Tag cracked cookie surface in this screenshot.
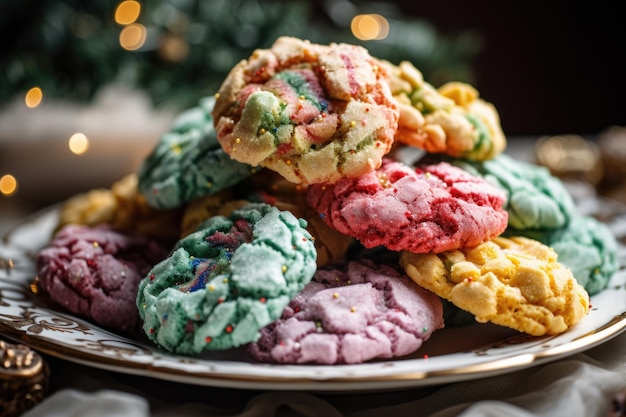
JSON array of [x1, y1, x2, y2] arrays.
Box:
[[212, 36, 399, 185], [248, 260, 444, 364], [137, 203, 317, 354], [400, 236, 590, 336], [307, 159, 508, 253]]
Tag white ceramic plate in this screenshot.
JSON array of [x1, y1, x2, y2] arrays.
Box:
[[1, 200, 625, 392]]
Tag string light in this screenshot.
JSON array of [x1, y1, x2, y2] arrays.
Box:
[[0, 174, 18, 197], [114, 1, 141, 25], [119, 23, 147, 51], [68, 133, 90, 155], [24, 87, 43, 108], [351, 14, 389, 41], [159, 34, 190, 63]]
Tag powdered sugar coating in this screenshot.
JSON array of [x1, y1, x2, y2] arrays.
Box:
[[138, 97, 255, 210], [306, 159, 508, 253], [137, 203, 317, 354], [248, 260, 444, 364]]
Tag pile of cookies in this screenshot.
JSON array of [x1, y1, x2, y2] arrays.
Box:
[[35, 37, 618, 365]]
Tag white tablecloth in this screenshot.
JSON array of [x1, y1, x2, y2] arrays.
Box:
[[20, 329, 626, 417]]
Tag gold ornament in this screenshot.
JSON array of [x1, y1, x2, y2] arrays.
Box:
[[0, 340, 49, 417]]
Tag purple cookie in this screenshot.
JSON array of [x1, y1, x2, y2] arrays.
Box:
[[36, 224, 168, 333], [306, 159, 509, 254], [248, 260, 444, 364]]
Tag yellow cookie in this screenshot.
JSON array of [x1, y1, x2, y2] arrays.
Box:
[[180, 190, 249, 237], [56, 174, 183, 243], [386, 60, 506, 161], [399, 236, 590, 336]]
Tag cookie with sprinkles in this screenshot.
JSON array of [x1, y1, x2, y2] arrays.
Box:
[[386, 61, 506, 161], [36, 224, 169, 333], [248, 259, 444, 364], [136, 203, 317, 354], [137, 96, 256, 210], [212, 36, 399, 185], [306, 158, 509, 254]]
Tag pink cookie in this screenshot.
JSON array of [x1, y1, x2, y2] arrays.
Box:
[[36, 224, 168, 333], [248, 260, 444, 364], [306, 159, 508, 253]]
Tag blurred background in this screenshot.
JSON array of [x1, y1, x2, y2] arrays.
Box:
[[1, 0, 625, 228]]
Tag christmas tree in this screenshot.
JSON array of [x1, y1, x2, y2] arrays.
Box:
[[1, 0, 481, 110]]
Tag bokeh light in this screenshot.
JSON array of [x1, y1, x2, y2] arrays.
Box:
[[24, 87, 43, 108], [159, 34, 190, 63], [115, 1, 141, 25], [68, 133, 90, 155], [351, 14, 390, 41], [119, 23, 147, 51], [0, 174, 18, 197]]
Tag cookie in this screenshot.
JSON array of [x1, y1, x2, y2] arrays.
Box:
[[242, 170, 355, 266], [399, 236, 590, 336], [137, 96, 256, 210], [55, 174, 183, 243], [136, 203, 317, 354], [248, 260, 444, 364], [180, 171, 354, 266], [179, 189, 249, 237], [36, 224, 169, 333], [212, 36, 399, 185], [387, 61, 506, 161], [450, 153, 577, 230], [513, 215, 619, 295], [306, 159, 508, 254]]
